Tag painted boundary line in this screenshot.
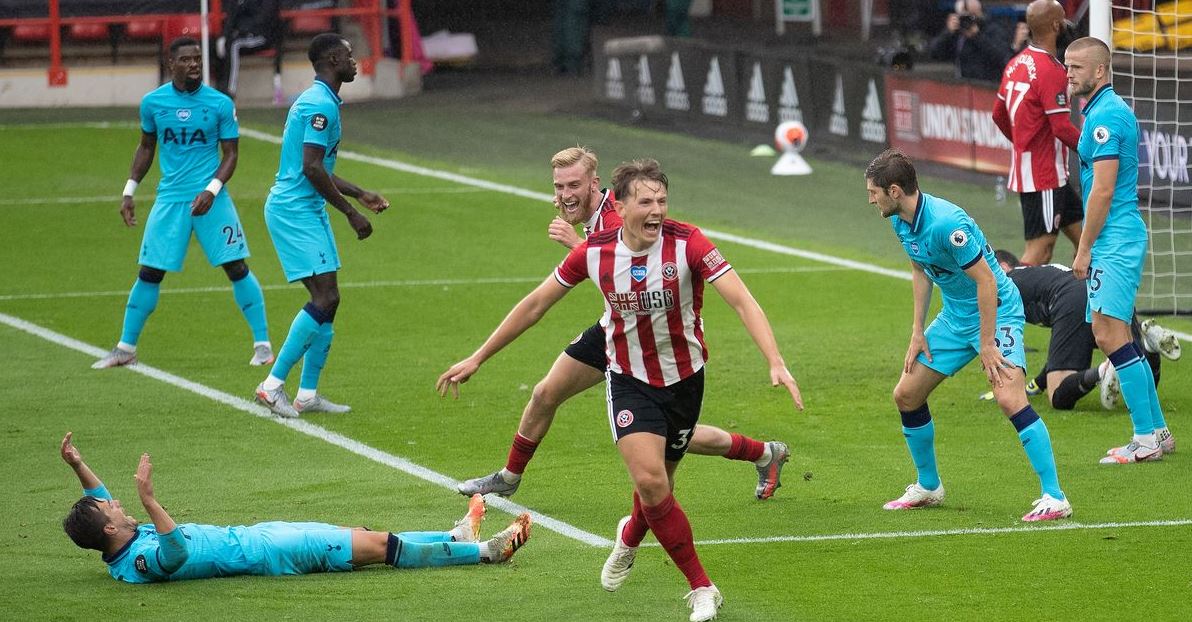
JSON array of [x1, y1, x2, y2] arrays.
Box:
[[0, 187, 487, 207], [0, 266, 847, 302], [0, 311, 611, 548], [663, 518, 1192, 547]]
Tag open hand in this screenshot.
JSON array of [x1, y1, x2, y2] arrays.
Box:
[[60, 432, 83, 467]]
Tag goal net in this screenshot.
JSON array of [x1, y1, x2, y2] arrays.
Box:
[[1103, 0, 1192, 315]]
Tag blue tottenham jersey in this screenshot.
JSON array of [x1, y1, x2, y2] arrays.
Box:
[[268, 79, 342, 211], [139, 83, 238, 202], [105, 522, 272, 584], [1077, 85, 1147, 248], [892, 193, 1024, 324]]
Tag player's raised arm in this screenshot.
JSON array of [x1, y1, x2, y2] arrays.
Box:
[[437, 276, 572, 398], [60, 432, 105, 493], [710, 270, 803, 411], [134, 453, 189, 572]]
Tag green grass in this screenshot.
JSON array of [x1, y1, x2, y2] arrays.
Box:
[[1, 107, 1190, 621]]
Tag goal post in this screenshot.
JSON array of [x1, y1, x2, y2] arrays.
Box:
[[1094, 0, 1192, 316]]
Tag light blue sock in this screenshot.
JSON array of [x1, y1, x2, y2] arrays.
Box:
[[268, 306, 322, 382], [119, 278, 161, 346], [298, 322, 334, 391], [1010, 407, 1064, 500], [392, 533, 480, 568], [900, 405, 940, 491], [230, 270, 269, 343], [1110, 344, 1154, 436], [1137, 347, 1167, 430]]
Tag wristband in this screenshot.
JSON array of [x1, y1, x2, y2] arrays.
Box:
[[122, 179, 138, 197], [205, 179, 224, 195]]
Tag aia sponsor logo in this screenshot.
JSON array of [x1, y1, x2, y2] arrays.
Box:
[[616, 409, 634, 428]]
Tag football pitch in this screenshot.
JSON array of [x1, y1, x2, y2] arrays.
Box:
[[1, 106, 1190, 621]]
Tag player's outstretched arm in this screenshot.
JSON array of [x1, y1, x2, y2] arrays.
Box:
[[60, 432, 103, 491], [301, 145, 375, 240], [436, 276, 571, 398], [332, 174, 390, 214], [120, 132, 157, 227], [711, 271, 803, 411], [135, 453, 189, 572], [905, 262, 934, 374]]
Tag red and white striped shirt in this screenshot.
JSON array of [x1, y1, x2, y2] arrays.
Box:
[[583, 189, 619, 236], [994, 45, 1079, 192], [554, 220, 732, 387]]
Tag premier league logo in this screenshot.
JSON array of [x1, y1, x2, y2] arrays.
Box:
[[176, 109, 191, 121], [1093, 126, 1110, 144], [616, 409, 634, 428], [949, 229, 968, 247], [630, 265, 648, 282]]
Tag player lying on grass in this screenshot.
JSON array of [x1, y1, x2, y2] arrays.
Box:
[[455, 146, 791, 502], [60, 433, 530, 584], [978, 250, 1180, 423]]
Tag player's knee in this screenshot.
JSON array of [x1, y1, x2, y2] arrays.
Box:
[[138, 266, 165, 284], [633, 473, 671, 505], [891, 385, 921, 412], [221, 260, 249, 282], [529, 379, 565, 412], [311, 291, 340, 320]]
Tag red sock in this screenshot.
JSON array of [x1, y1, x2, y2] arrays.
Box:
[[642, 493, 711, 589], [725, 433, 765, 462], [621, 491, 650, 547], [504, 433, 539, 475]]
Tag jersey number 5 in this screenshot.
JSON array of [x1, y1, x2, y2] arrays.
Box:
[[1002, 80, 1031, 125]]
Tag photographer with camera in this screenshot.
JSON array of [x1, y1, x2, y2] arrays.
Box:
[[929, 0, 1019, 82]]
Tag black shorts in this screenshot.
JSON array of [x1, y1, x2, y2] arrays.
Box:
[[1020, 184, 1082, 240], [607, 368, 705, 462], [563, 322, 606, 371], [1044, 293, 1095, 372]]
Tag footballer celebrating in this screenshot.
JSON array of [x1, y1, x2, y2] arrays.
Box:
[[438, 159, 802, 622]]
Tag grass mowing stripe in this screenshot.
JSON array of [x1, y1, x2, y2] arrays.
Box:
[[0, 267, 848, 302], [664, 518, 1192, 546], [0, 310, 611, 548]]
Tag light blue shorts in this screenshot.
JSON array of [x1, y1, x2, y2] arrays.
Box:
[[139, 191, 249, 271], [916, 313, 1028, 376], [252, 521, 354, 575], [1086, 241, 1146, 323], [264, 198, 341, 283]]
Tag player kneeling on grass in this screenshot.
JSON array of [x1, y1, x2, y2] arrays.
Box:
[[437, 159, 803, 622], [60, 433, 530, 584], [865, 148, 1072, 522]]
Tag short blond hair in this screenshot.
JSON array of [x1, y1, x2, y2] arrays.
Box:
[[551, 146, 598, 177], [1066, 36, 1112, 72]]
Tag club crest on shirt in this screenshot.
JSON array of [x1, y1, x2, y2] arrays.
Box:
[[175, 109, 191, 121], [949, 229, 968, 247], [311, 113, 328, 131], [135, 554, 149, 573], [630, 265, 648, 282], [661, 262, 678, 281], [616, 409, 634, 428], [702, 249, 726, 272], [1093, 125, 1110, 144]]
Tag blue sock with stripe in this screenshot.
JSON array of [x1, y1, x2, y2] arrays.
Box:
[[119, 277, 161, 347], [900, 404, 940, 491], [1010, 406, 1064, 500], [268, 303, 325, 382], [385, 532, 480, 568], [230, 270, 269, 343], [299, 321, 334, 392], [1134, 343, 1167, 430], [1110, 343, 1154, 436]]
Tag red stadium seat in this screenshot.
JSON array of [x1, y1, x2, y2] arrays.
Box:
[[289, 14, 333, 35], [69, 23, 109, 42], [125, 20, 163, 40], [11, 23, 51, 43]]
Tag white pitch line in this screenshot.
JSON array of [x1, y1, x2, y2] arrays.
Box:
[[637, 518, 1192, 547], [0, 311, 611, 548], [0, 267, 847, 302], [0, 186, 489, 207]]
